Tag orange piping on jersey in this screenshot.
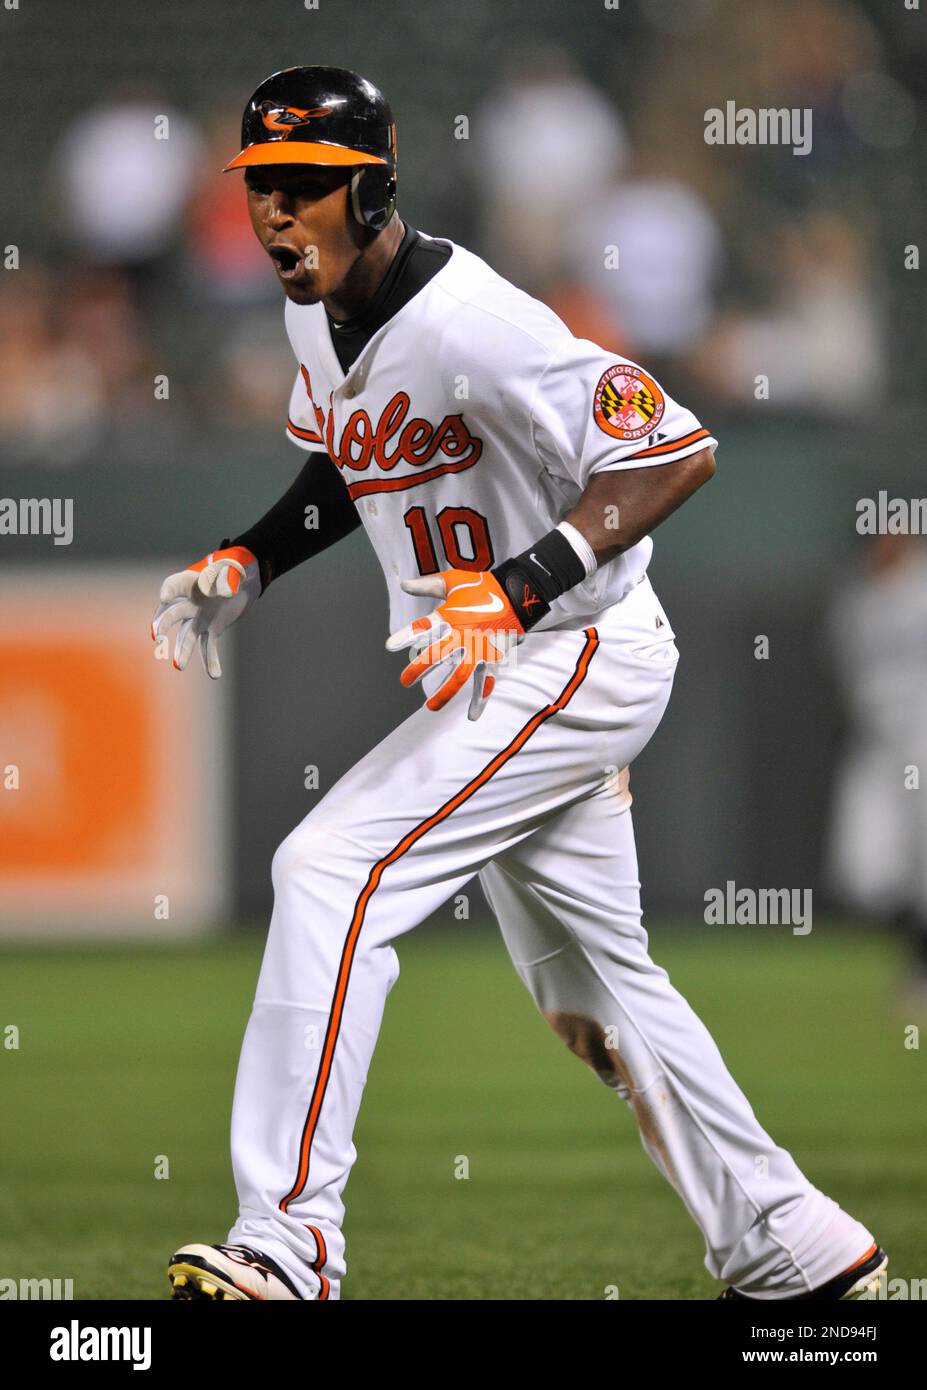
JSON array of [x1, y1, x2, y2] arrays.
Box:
[[622, 428, 711, 462], [299, 363, 315, 398], [278, 627, 601, 1213], [289, 364, 328, 446], [287, 417, 325, 444]]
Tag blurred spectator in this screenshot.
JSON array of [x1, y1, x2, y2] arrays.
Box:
[[0, 1, 910, 457], [754, 0, 889, 170], [542, 282, 631, 358], [204, 310, 294, 430], [689, 211, 883, 418], [826, 534, 927, 996], [184, 111, 279, 306], [567, 178, 723, 359], [632, 0, 886, 205], [52, 89, 203, 282], [59, 267, 155, 422], [471, 46, 629, 292], [0, 266, 102, 463], [0, 264, 155, 464]]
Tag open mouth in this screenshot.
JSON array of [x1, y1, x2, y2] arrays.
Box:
[[268, 244, 305, 280]]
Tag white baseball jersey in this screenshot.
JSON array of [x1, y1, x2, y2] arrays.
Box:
[[282, 235, 717, 637]]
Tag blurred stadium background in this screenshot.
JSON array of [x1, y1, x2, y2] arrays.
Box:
[[1, 0, 925, 1299]]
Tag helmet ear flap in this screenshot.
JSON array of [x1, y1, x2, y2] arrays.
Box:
[[349, 166, 396, 231], [349, 169, 366, 226]]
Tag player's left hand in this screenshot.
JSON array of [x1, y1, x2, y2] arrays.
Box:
[[151, 545, 260, 679], [386, 568, 525, 720]]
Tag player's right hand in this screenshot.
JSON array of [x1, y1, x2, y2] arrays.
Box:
[[151, 545, 259, 678]]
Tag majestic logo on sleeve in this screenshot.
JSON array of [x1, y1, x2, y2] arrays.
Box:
[[593, 364, 665, 442]]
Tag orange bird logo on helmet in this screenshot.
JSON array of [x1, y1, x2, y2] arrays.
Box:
[[259, 102, 333, 133]]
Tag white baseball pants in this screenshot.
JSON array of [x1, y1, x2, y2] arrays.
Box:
[[227, 575, 873, 1299]]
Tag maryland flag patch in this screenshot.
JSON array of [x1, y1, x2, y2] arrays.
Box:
[[593, 364, 665, 442]]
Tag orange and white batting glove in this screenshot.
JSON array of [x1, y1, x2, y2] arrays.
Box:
[[151, 545, 260, 678], [385, 568, 527, 721]]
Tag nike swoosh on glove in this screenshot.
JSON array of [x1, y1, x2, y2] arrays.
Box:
[[385, 568, 526, 721], [151, 546, 260, 678]]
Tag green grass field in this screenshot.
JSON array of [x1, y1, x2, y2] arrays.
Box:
[[1, 923, 924, 1300]]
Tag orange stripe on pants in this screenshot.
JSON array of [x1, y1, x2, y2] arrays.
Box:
[[278, 628, 600, 1213]]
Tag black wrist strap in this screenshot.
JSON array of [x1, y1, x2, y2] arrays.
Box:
[[491, 528, 589, 631]]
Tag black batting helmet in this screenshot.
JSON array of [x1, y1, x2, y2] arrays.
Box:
[[223, 65, 397, 231]]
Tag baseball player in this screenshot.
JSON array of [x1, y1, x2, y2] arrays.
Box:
[[827, 533, 927, 995], [156, 66, 885, 1301]]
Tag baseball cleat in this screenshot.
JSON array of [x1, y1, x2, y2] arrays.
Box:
[[168, 1242, 302, 1300], [717, 1243, 888, 1300]]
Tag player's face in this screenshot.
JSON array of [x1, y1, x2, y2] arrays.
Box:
[[244, 164, 367, 305]]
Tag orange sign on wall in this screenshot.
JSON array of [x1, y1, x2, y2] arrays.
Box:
[[0, 568, 228, 937]]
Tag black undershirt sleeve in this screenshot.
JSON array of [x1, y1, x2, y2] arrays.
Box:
[[229, 450, 361, 592]]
